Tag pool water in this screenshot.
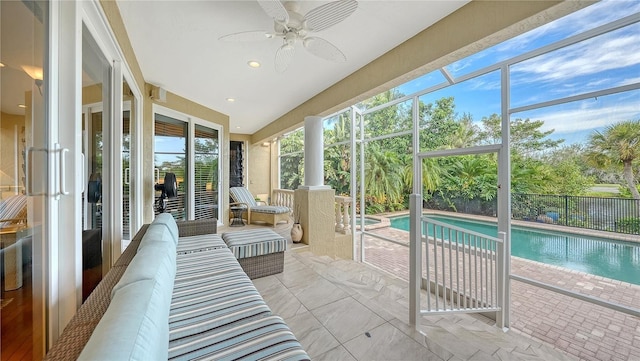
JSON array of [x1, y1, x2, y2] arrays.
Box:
[[355, 217, 381, 226], [390, 214, 640, 285]]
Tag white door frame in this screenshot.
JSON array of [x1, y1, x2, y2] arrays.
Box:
[[49, 0, 144, 345]]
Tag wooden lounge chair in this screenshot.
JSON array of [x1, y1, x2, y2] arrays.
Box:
[[229, 187, 290, 227]]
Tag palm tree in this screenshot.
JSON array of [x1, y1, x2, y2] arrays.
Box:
[[403, 157, 442, 194], [586, 120, 640, 199], [364, 142, 404, 207]]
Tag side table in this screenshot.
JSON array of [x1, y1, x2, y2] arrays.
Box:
[[229, 206, 246, 227]]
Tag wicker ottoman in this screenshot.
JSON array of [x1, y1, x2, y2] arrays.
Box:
[[221, 229, 286, 279]]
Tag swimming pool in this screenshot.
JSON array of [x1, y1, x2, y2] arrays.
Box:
[[390, 214, 640, 285], [355, 217, 381, 226]]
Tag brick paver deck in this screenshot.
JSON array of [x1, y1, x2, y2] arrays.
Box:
[[360, 227, 640, 361]]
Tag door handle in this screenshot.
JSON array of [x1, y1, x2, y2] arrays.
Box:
[[59, 145, 70, 196], [25, 147, 48, 196]]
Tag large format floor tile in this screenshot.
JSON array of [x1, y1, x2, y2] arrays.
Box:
[[311, 297, 386, 343], [247, 243, 576, 361]]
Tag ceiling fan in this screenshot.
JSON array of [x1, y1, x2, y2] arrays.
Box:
[[219, 0, 358, 72]]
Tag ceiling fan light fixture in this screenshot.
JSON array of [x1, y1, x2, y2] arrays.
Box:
[[275, 43, 295, 72]]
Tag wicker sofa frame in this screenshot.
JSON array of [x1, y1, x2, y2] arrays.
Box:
[[44, 219, 216, 361]]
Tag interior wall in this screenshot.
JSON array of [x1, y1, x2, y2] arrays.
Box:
[[99, 1, 231, 224], [237, 135, 272, 200]]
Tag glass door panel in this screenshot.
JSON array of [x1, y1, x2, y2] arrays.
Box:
[[154, 114, 187, 220], [122, 109, 130, 240], [81, 25, 111, 302], [194, 125, 219, 220], [122, 80, 132, 243], [0, 0, 48, 359]]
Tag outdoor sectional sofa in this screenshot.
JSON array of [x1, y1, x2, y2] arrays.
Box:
[[45, 214, 308, 360]]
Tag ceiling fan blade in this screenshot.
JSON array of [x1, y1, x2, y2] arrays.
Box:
[[275, 44, 295, 73], [219, 30, 274, 42], [257, 0, 289, 24], [303, 37, 346, 63], [304, 0, 358, 32]]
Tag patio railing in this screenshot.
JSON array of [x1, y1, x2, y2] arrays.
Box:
[[335, 196, 352, 234], [410, 195, 506, 326], [272, 189, 294, 210], [273, 188, 353, 233]]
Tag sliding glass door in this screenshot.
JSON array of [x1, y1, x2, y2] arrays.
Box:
[[154, 114, 188, 220], [0, 1, 48, 358], [194, 125, 219, 220], [154, 108, 221, 223]]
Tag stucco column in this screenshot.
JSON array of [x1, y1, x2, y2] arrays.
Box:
[[302, 116, 328, 189]]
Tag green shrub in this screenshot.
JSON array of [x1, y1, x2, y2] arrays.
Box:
[[616, 217, 640, 234]]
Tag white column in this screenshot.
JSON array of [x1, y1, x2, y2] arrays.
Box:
[[302, 116, 328, 189]]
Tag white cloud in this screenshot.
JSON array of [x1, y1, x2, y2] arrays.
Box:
[[499, 0, 640, 54], [517, 101, 640, 135], [511, 31, 640, 85]]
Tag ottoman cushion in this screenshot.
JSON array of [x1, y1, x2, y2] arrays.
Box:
[[221, 229, 286, 259]]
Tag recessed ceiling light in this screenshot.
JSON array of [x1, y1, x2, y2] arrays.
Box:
[[247, 61, 261, 68], [226, 98, 235, 102], [18, 104, 26, 108], [236, 126, 241, 129]]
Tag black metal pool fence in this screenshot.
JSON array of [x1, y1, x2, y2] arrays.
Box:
[[424, 193, 640, 235]]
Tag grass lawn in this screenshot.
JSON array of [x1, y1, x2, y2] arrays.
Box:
[[586, 184, 621, 196]]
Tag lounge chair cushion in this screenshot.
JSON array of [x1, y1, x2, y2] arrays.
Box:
[[229, 187, 259, 207], [0, 194, 27, 228], [252, 205, 290, 214]]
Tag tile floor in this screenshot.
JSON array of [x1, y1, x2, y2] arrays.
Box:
[[219, 222, 639, 361], [251, 250, 574, 360]]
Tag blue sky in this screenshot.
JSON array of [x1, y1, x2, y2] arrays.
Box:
[[394, 0, 640, 146]]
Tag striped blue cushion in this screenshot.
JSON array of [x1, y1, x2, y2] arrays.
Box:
[[168, 315, 309, 361], [222, 229, 287, 259], [0, 194, 26, 227], [175, 249, 242, 284], [169, 290, 270, 341], [176, 234, 226, 254], [176, 249, 234, 272], [252, 205, 290, 214], [170, 252, 272, 341], [229, 187, 258, 207]]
